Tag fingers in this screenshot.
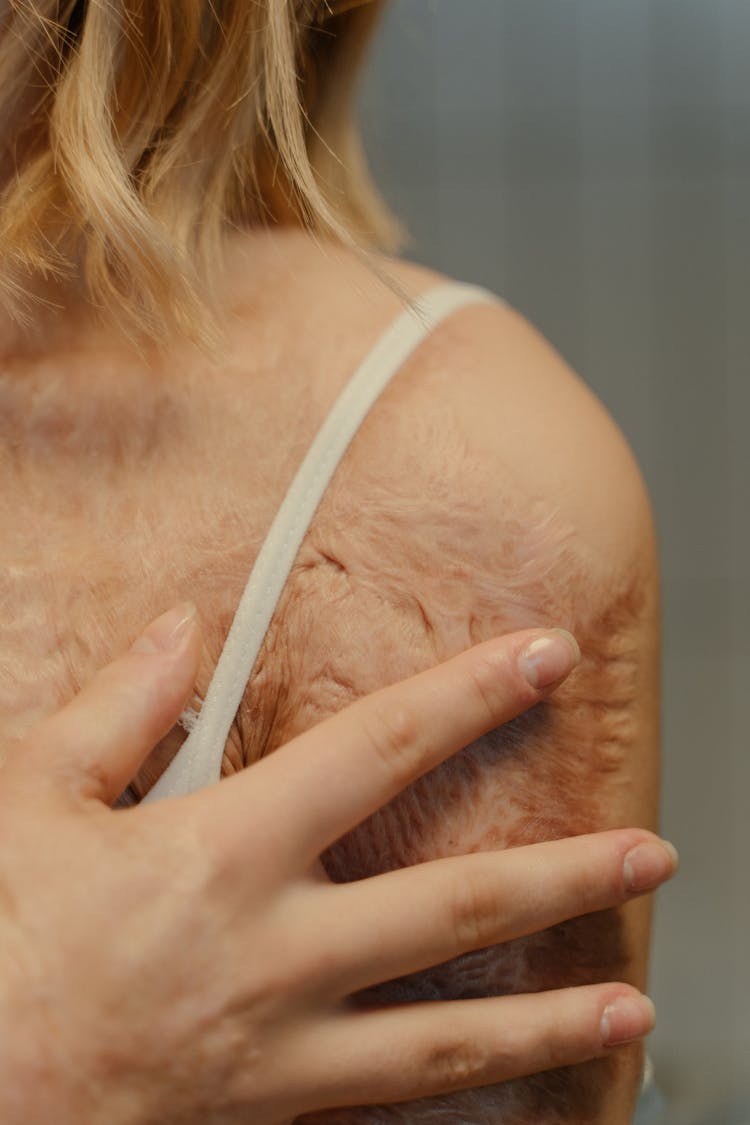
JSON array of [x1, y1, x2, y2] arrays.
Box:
[[204, 628, 580, 869], [19, 605, 201, 804], [298, 829, 678, 998], [290, 983, 655, 1112]]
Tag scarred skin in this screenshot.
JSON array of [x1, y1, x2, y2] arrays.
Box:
[[0, 229, 660, 1122], [0, 609, 674, 1125]]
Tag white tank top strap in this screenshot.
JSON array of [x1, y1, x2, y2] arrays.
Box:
[[144, 281, 501, 802]]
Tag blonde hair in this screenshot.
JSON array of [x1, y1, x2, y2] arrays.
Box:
[[0, 0, 399, 345]]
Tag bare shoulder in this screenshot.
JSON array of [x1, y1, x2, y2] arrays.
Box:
[[317, 259, 660, 694], [260, 252, 660, 835], [259, 250, 660, 790], [224, 230, 656, 593], [369, 265, 657, 588], [365, 268, 658, 773]]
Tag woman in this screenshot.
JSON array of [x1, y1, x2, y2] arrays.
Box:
[[0, 1, 663, 1121]]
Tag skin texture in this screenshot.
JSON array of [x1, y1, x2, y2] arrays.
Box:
[[0, 609, 673, 1125], [0, 229, 660, 1122]]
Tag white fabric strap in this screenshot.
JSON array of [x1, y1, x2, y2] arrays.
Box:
[[145, 281, 499, 801]]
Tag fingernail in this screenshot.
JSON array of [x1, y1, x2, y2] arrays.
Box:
[[130, 603, 197, 655], [623, 841, 679, 894], [601, 994, 656, 1046], [518, 629, 580, 690]]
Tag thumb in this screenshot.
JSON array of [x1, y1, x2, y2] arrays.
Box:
[[21, 604, 201, 805]]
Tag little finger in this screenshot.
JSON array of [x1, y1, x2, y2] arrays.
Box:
[[290, 984, 655, 1112]]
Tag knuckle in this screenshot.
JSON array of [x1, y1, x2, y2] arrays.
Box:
[[422, 1036, 491, 1092], [449, 867, 500, 950], [78, 758, 113, 798], [362, 702, 423, 782], [465, 650, 509, 727]]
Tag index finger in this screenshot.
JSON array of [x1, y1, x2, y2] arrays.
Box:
[[195, 628, 579, 869]]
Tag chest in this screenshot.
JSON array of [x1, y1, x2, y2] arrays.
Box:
[[0, 357, 298, 750], [0, 343, 523, 829], [0, 350, 447, 759]]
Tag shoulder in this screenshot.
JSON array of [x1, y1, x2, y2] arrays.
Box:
[[222, 230, 654, 584], [226, 239, 659, 795], [220, 233, 658, 649], [379, 261, 656, 587], [331, 257, 659, 652], [315, 256, 661, 794]]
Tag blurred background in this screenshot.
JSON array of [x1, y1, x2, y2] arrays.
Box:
[[360, 2, 748, 1122]]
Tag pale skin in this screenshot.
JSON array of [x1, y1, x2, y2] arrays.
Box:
[[0, 229, 662, 1120], [0, 604, 675, 1125]]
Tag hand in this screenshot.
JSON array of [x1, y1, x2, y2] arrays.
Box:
[[0, 606, 677, 1125]]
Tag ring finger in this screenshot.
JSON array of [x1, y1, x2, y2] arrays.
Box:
[[295, 829, 677, 998]]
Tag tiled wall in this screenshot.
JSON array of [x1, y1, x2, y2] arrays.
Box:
[[360, 2, 749, 1119]]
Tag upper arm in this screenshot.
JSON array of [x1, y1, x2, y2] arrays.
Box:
[[258, 299, 660, 1124]]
